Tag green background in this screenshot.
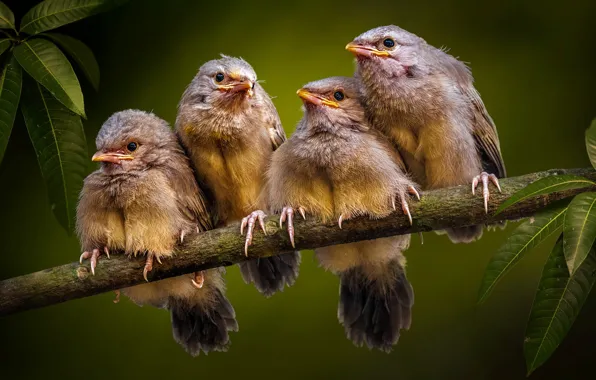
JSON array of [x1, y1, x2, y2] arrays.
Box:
[[1, 1, 595, 379]]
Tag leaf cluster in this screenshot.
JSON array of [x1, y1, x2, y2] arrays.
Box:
[[0, 0, 127, 232], [478, 119, 596, 375]]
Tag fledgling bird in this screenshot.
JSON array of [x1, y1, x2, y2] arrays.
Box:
[[347, 25, 506, 243], [176, 56, 300, 297], [77, 110, 238, 356], [256, 76, 418, 352]]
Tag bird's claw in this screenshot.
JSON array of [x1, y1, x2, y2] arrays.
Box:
[[79, 247, 110, 275], [407, 185, 421, 200], [280, 206, 303, 248], [401, 196, 413, 225], [241, 210, 268, 256], [191, 271, 205, 289], [472, 172, 501, 213], [113, 290, 121, 304], [338, 213, 348, 229], [143, 253, 157, 282], [395, 185, 421, 225]]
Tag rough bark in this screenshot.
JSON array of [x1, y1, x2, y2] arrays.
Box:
[[1, 168, 595, 316]]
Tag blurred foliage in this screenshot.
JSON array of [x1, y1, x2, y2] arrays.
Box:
[[0, 0, 595, 379]]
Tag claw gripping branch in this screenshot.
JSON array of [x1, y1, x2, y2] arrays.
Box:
[[1, 168, 595, 317]]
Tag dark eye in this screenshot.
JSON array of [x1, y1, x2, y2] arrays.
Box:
[[333, 91, 345, 101], [215, 72, 225, 82], [127, 142, 138, 152], [383, 38, 395, 48]]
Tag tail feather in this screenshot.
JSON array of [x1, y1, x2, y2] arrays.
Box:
[[239, 251, 301, 297], [338, 259, 414, 352], [169, 288, 238, 356]]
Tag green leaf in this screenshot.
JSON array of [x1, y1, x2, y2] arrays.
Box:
[[585, 119, 596, 170], [0, 39, 11, 57], [477, 205, 567, 304], [20, 0, 129, 35], [21, 78, 87, 233], [42, 33, 99, 91], [0, 55, 22, 164], [0, 1, 15, 30], [524, 235, 596, 375], [14, 38, 85, 117], [563, 192, 596, 275], [496, 175, 595, 215]]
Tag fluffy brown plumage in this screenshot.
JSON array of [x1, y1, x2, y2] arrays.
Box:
[[262, 77, 417, 352], [176, 56, 300, 297], [348, 25, 506, 242], [77, 110, 237, 356]]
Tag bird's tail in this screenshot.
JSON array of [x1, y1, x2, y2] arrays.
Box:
[[169, 271, 238, 356], [239, 251, 301, 297], [338, 257, 414, 352]]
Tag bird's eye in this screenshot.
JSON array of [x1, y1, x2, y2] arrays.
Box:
[[383, 38, 395, 48], [215, 72, 225, 82], [127, 142, 138, 152], [333, 91, 345, 101]]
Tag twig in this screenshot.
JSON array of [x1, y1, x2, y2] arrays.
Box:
[[1, 168, 594, 316]]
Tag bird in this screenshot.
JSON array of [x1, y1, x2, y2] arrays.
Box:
[[256, 76, 419, 352], [176, 55, 300, 297], [77, 110, 238, 356], [346, 25, 506, 243]]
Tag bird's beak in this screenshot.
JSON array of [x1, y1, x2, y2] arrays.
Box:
[[92, 151, 134, 164], [218, 81, 255, 98], [297, 89, 339, 108], [345, 42, 390, 58]]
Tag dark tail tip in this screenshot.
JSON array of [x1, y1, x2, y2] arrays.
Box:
[[239, 251, 301, 297], [338, 260, 414, 352], [445, 225, 484, 243], [169, 289, 238, 356]]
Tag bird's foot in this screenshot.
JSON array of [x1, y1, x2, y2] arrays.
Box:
[[113, 290, 121, 304], [241, 210, 268, 256], [393, 185, 421, 225], [472, 172, 502, 213], [280, 206, 306, 248], [143, 253, 162, 282], [338, 213, 350, 229], [79, 246, 110, 275], [181, 225, 200, 243], [191, 271, 205, 289]]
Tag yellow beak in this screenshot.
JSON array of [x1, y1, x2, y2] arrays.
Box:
[[297, 89, 339, 108], [345, 42, 390, 58], [218, 81, 254, 97], [92, 151, 134, 164]]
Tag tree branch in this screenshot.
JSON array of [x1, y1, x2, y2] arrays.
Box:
[[1, 168, 595, 316]]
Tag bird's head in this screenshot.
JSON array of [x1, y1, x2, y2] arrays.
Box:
[[297, 77, 367, 132], [346, 25, 422, 78], [187, 55, 257, 110], [93, 110, 177, 173]]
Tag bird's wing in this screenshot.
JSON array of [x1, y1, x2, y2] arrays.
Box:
[[442, 54, 507, 178], [260, 89, 287, 151], [166, 157, 214, 232]]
